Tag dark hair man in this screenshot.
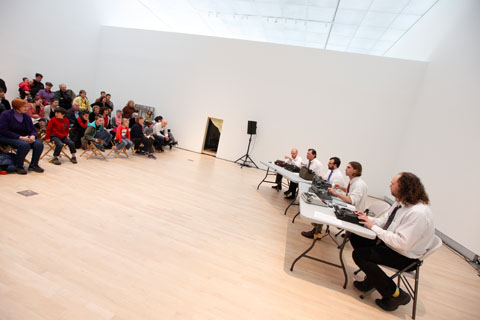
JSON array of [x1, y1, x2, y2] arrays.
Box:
[[272, 148, 302, 190], [0, 88, 10, 114], [351, 172, 434, 312], [285, 148, 324, 200], [328, 161, 367, 211], [30, 73, 44, 97]]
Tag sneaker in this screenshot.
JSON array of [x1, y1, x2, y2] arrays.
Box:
[[375, 288, 411, 311], [16, 167, 27, 175], [28, 164, 45, 173], [71, 156, 77, 164], [353, 279, 374, 292], [148, 154, 156, 159], [50, 157, 61, 165]]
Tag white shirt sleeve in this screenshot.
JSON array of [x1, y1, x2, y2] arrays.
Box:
[[348, 177, 368, 211]]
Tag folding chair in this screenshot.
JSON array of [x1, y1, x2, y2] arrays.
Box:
[[107, 140, 130, 159], [0, 144, 30, 164], [40, 139, 72, 161], [80, 142, 106, 160], [355, 235, 443, 319]]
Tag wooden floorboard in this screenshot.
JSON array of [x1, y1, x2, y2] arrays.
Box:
[[0, 148, 479, 319]]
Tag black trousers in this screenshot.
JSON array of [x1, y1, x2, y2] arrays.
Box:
[[132, 137, 154, 154], [51, 136, 76, 157], [287, 181, 298, 196], [350, 233, 417, 297]]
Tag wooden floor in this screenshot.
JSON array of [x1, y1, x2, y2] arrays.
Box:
[[0, 148, 479, 320]]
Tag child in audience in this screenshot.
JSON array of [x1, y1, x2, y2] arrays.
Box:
[[110, 110, 123, 139], [70, 111, 89, 148], [45, 107, 77, 165], [114, 118, 133, 152], [18, 77, 31, 99]]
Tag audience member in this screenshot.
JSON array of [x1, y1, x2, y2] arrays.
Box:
[[160, 119, 177, 149], [81, 115, 112, 152], [89, 105, 101, 123], [37, 82, 55, 105], [30, 73, 44, 98], [0, 88, 11, 114], [272, 148, 302, 190], [73, 90, 91, 113], [285, 148, 323, 200], [66, 102, 80, 127], [0, 78, 6, 93], [145, 110, 154, 123], [44, 98, 59, 121], [114, 118, 134, 153], [18, 77, 31, 99], [94, 91, 106, 103], [352, 172, 434, 312], [91, 96, 107, 111], [55, 84, 75, 110], [106, 93, 114, 110], [122, 100, 137, 119], [131, 117, 155, 159], [100, 107, 111, 129], [26, 97, 46, 130], [0, 99, 44, 174], [129, 112, 138, 128], [45, 107, 77, 165], [70, 111, 89, 148]]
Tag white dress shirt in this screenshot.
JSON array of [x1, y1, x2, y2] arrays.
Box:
[[303, 158, 324, 177], [347, 176, 368, 211], [326, 168, 346, 189], [286, 156, 302, 167], [371, 201, 435, 259]]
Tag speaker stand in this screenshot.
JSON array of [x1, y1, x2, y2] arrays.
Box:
[[234, 134, 258, 168]]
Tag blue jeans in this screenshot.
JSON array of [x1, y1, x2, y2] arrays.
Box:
[[96, 129, 112, 145], [51, 136, 76, 156], [0, 136, 44, 167], [117, 138, 133, 150]]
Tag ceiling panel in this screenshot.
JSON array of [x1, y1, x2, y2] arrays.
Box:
[[126, 0, 439, 56]]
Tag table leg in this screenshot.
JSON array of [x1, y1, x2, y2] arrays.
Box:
[[284, 189, 298, 215], [257, 167, 270, 190], [337, 232, 350, 289], [292, 211, 300, 223], [290, 224, 321, 271]]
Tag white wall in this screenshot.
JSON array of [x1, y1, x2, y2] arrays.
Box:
[[393, 0, 480, 255], [0, 0, 104, 102], [96, 26, 426, 197]]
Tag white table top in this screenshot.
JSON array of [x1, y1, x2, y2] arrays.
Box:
[[298, 183, 376, 239], [261, 161, 312, 185]]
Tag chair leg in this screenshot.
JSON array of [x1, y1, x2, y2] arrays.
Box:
[[412, 266, 420, 319]]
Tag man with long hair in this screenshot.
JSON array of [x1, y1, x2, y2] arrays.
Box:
[[352, 172, 434, 312]]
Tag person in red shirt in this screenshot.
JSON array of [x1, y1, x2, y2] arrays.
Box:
[[45, 107, 77, 165], [70, 111, 89, 148], [18, 77, 31, 99], [114, 118, 134, 152]]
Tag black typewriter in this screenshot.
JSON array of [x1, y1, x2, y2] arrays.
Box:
[[333, 204, 363, 226]]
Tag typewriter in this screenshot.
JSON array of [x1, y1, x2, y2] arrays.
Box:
[[333, 204, 363, 226]]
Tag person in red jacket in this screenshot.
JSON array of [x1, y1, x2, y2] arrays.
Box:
[[114, 118, 133, 152], [45, 107, 77, 165]]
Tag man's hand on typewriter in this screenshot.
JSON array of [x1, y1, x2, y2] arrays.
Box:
[[355, 211, 373, 229]]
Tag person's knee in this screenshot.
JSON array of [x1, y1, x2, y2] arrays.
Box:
[[352, 247, 370, 266], [16, 140, 31, 151]]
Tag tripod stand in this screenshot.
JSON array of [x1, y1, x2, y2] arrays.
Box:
[[234, 134, 258, 168]]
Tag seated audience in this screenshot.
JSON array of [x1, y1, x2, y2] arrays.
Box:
[[55, 84, 75, 110], [94, 91, 106, 103], [0, 78, 6, 93], [73, 90, 91, 113], [89, 105, 101, 123], [30, 73, 44, 98], [18, 77, 32, 99], [44, 98, 59, 121], [122, 100, 137, 119], [160, 119, 177, 149], [285, 148, 323, 200], [0, 149, 16, 173], [91, 96, 107, 112], [272, 148, 302, 190], [81, 115, 112, 152], [100, 107, 111, 129], [114, 118, 134, 152], [37, 82, 55, 105], [0, 99, 44, 174], [152, 116, 165, 151], [66, 102, 81, 128], [129, 112, 138, 128], [106, 93, 114, 110], [27, 97, 46, 126], [70, 111, 89, 148], [45, 107, 77, 165], [131, 116, 155, 159], [352, 172, 434, 312], [0, 88, 11, 114]]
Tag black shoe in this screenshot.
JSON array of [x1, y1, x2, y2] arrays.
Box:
[[271, 185, 281, 190], [50, 157, 61, 165], [169, 143, 173, 150], [16, 167, 27, 175], [284, 190, 291, 196], [353, 279, 374, 292], [301, 228, 316, 239], [285, 194, 296, 200], [375, 289, 411, 311], [28, 164, 44, 173], [71, 156, 77, 164]]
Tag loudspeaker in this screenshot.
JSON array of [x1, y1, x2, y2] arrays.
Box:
[[247, 120, 257, 135]]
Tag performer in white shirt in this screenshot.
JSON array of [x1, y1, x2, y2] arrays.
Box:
[[272, 148, 302, 190], [285, 148, 323, 200], [301, 157, 352, 239], [325, 156, 346, 189], [328, 161, 368, 211], [352, 172, 434, 312]]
